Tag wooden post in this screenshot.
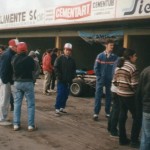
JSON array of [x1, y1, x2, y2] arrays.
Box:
[[55, 36, 62, 49], [123, 34, 129, 48]]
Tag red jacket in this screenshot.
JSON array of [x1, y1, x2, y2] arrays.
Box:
[[42, 53, 53, 73]]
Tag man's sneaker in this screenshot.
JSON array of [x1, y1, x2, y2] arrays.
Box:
[[119, 138, 130, 145], [14, 125, 20, 131], [93, 114, 99, 121], [110, 132, 119, 138], [60, 108, 67, 113], [55, 109, 61, 117], [50, 89, 56, 93], [105, 114, 110, 118], [130, 140, 140, 148], [0, 121, 12, 126], [28, 125, 38, 132]]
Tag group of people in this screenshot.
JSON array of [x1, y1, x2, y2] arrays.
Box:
[[93, 39, 150, 149], [42, 48, 58, 95], [0, 39, 38, 131], [0, 38, 150, 150], [0, 40, 76, 132]]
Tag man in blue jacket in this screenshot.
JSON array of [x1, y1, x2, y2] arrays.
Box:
[[93, 39, 117, 121], [0, 39, 18, 125]]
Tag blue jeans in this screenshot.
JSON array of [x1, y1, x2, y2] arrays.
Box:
[[13, 82, 35, 126], [55, 81, 70, 109], [94, 76, 111, 115], [140, 112, 150, 150]]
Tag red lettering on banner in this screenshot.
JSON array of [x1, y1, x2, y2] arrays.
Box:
[[55, 2, 91, 20]]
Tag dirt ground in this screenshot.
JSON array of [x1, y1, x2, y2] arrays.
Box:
[[0, 76, 139, 150]]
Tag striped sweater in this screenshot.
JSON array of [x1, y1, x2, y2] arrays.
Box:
[[112, 60, 139, 97]]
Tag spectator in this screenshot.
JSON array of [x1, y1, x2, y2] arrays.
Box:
[[42, 49, 53, 95], [0, 39, 18, 125], [112, 48, 141, 148], [54, 43, 76, 116], [0, 45, 14, 112], [49, 48, 58, 92], [0, 45, 5, 55], [28, 51, 40, 83], [136, 65, 150, 150], [12, 42, 37, 131], [107, 47, 126, 137], [93, 39, 117, 121]]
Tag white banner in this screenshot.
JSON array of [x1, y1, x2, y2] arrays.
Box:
[[116, 0, 150, 18], [0, 0, 149, 30]]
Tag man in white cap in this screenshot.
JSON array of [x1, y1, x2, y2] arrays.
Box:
[[0, 39, 18, 125], [54, 43, 76, 116]]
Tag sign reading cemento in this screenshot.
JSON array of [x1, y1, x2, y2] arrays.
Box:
[[0, 0, 149, 29]]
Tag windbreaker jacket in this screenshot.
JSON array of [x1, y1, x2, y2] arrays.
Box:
[[94, 51, 117, 81], [0, 47, 16, 84], [11, 53, 35, 82], [42, 53, 53, 73], [54, 54, 76, 83]]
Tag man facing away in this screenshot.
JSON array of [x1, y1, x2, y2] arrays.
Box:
[[12, 42, 36, 131], [136, 65, 150, 150], [54, 43, 76, 116], [93, 39, 118, 121], [0, 39, 18, 125]]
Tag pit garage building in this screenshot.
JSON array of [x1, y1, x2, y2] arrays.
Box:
[[0, 0, 150, 72]]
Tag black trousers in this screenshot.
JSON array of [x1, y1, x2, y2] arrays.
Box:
[[50, 70, 56, 90], [118, 96, 141, 143], [108, 92, 120, 134], [10, 93, 14, 110]]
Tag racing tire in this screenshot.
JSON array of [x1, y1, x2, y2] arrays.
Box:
[[70, 79, 85, 97]]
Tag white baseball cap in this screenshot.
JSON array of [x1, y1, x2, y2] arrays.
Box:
[[64, 43, 72, 49]]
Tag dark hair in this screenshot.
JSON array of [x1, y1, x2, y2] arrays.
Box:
[[46, 49, 52, 53], [105, 39, 114, 45], [117, 48, 136, 68], [115, 47, 126, 57], [52, 48, 58, 53], [117, 57, 125, 68], [123, 48, 136, 60]]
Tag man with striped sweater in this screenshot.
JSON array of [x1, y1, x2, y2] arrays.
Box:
[[112, 49, 141, 148]]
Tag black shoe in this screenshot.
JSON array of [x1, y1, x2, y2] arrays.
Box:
[[119, 139, 130, 145], [130, 141, 140, 148]]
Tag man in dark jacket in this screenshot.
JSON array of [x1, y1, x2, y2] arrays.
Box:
[[49, 48, 58, 91], [0, 39, 18, 125], [12, 42, 36, 131], [54, 43, 76, 116], [136, 66, 150, 150]]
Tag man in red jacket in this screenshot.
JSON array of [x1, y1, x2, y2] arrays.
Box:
[[42, 49, 53, 95]]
